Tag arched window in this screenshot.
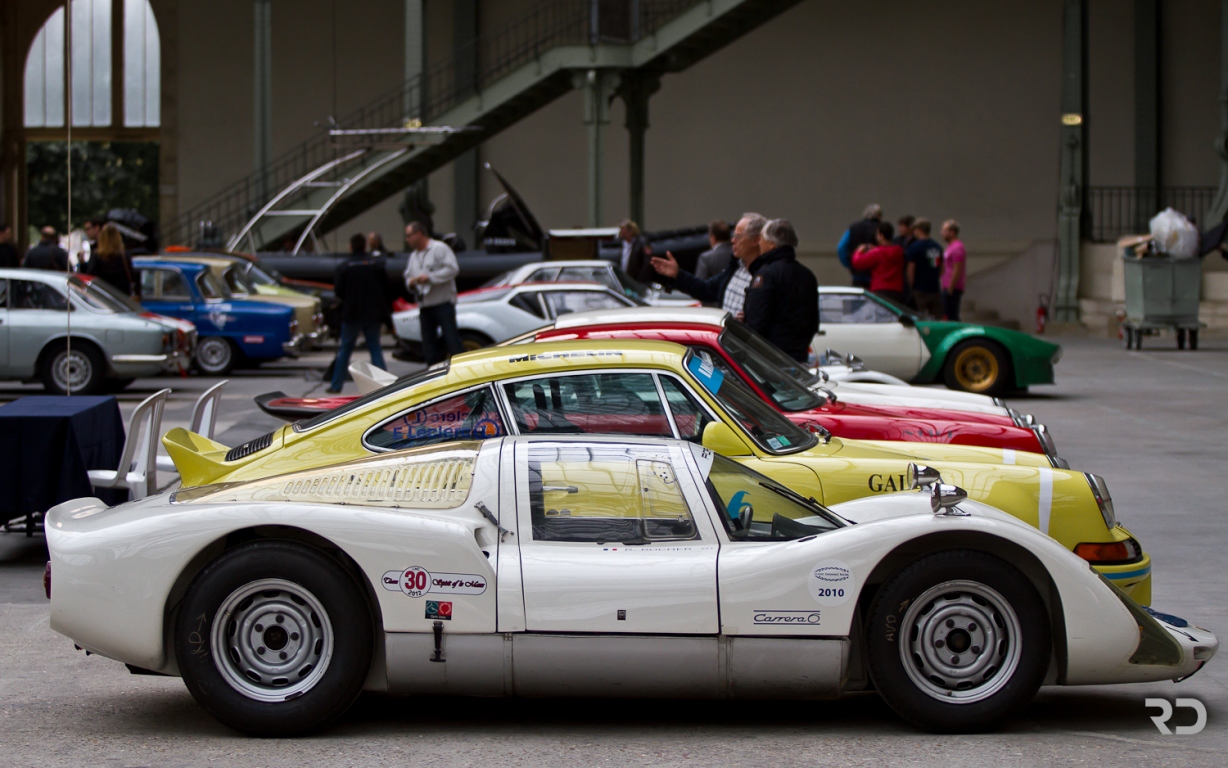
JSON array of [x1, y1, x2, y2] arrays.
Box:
[[23, 0, 160, 129]]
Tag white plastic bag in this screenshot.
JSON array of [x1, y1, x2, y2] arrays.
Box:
[[1149, 207, 1199, 258]]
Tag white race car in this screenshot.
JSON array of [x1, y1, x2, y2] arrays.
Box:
[[392, 282, 639, 356], [482, 259, 700, 308], [47, 436, 1214, 736]]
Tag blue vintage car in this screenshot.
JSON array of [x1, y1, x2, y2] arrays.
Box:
[[133, 258, 301, 374]]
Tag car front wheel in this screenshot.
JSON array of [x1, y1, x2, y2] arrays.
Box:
[[175, 541, 373, 736], [195, 337, 236, 375], [866, 550, 1050, 733], [40, 340, 106, 395], [943, 339, 1010, 394]]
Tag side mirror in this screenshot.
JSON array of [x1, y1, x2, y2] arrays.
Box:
[[701, 421, 754, 456], [899, 314, 916, 328], [907, 463, 942, 490], [930, 483, 969, 515]]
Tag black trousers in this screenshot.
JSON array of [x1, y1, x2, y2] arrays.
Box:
[[419, 302, 463, 365]]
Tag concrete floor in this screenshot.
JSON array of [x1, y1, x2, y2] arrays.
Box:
[[1, 336, 1226, 766]]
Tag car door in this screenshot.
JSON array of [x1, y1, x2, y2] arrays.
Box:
[[818, 291, 923, 378], [5, 278, 68, 374], [512, 439, 720, 634]]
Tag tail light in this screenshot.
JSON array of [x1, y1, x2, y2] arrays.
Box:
[[1074, 538, 1141, 564]]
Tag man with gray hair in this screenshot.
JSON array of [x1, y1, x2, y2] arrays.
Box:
[[743, 219, 819, 361], [650, 212, 767, 317]]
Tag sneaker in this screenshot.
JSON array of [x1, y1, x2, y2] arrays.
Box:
[[325, 387, 342, 394]]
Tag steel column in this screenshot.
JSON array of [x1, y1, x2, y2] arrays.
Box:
[[580, 69, 615, 227], [619, 70, 659, 228], [1056, 0, 1088, 323], [253, 0, 272, 204], [1208, 0, 1228, 226], [1134, 0, 1160, 232], [453, 0, 479, 240]]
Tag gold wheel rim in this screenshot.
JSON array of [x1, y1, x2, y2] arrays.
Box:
[[462, 338, 484, 352], [953, 346, 999, 392]]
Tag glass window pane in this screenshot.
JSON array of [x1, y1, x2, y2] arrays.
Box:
[[658, 376, 713, 441], [705, 455, 841, 541], [124, 0, 160, 127], [503, 373, 671, 437], [543, 290, 627, 316], [25, 8, 66, 128], [70, 0, 112, 127], [366, 388, 506, 452], [558, 266, 618, 291], [158, 270, 189, 299], [10, 280, 68, 310]]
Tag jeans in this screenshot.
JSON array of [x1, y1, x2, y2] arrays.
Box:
[[420, 302, 463, 365], [942, 288, 964, 321], [330, 321, 386, 391]]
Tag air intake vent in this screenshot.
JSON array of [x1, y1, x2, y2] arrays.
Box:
[[226, 431, 275, 462]]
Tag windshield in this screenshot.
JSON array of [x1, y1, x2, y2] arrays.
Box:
[[223, 265, 258, 295], [197, 269, 231, 299], [683, 349, 815, 454], [70, 277, 141, 313], [294, 364, 450, 431], [718, 324, 824, 412], [705, 454, 841, 540], [612, 265, 650, 299], [723, 318, 821, 387], [866, 291, 916, 318], [245, 262, 279, 286], [481, 270, 513, 288]]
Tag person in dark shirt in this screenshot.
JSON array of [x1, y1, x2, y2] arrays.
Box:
[[905, 219, 944, 318], [83, 223, 139, 297], [0, 223, 19, 269], [837, 204, 883, 288], [23, 227, 69, 271], [742, 219, 820, 362], [327, 233, 390, 393]]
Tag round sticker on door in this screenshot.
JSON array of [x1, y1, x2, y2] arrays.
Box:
[[399, 566, 430, 597], [808, 560, 855, 606]]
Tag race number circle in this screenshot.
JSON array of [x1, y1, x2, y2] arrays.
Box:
[[400, 566, 430, 597], [808, 559, 856, 607]]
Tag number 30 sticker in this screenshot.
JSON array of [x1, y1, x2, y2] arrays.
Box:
[[395, 566, 430, 597], [808, 560, 855, 607]]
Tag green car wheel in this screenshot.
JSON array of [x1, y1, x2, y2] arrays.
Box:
[[943, 339, 1010, 394]]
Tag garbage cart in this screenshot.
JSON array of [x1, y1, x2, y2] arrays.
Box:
[[1120, 254, 1204, 350]]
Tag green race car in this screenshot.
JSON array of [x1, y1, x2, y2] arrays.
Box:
[[815, 287, 1061, 394]]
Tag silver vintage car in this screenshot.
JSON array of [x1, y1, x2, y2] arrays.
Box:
[[0, 268, 193, 395]]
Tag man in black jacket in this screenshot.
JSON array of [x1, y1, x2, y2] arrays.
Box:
[[23, 227, 69, 271], [649, 213, 767, 317], [0, 223, 18, 269], [327, 233, 390, 393], [743, 219, 819, 362]]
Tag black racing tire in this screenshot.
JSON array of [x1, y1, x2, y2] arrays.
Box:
[[942, 339, 1011, 395], [194, 337, 237, 375], [460, 331, 494, 353], [1190, 330, 1199, 350], [174, 541, 373, 737], [866, 550, 1050, 733], [39, 340, 106, 395]]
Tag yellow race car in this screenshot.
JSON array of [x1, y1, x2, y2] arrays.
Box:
[[165, 340, 1151, 603]]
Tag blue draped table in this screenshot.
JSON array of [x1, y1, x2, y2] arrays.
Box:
[[0, 395, 126, 534]]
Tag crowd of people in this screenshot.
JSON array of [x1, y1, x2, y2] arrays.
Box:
[[0, 219, 143, 298], [838, 204, 967, 321]]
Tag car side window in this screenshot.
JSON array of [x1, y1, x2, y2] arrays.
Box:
[[155, 270, 190, 300], [542, 290, 627, 317], [0, 279, 8, 308], [527, 267, 560, 282], [509, 292, 546, 319], [9, 280, 67, 310], [819, 294, 895, 324], [527, 444, 697, 544], [365, 386, 506, 451], [502, 373, 673, 437], [558, 266, 619, 291], [658, 376, 715, 441]]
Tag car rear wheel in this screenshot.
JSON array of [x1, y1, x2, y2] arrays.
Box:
[[195, 337, 236, 375], [866, 550, 1050, 733], [40, 340, 105, 395], [460, 331, 493, 352], [174, 541, 373, 736], [943, 339, 1010, 394]]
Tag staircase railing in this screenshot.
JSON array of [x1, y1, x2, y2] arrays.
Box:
[[170, 0, 696, 247]]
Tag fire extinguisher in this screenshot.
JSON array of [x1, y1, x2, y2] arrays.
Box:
[[1036, 294, 1050, 334]]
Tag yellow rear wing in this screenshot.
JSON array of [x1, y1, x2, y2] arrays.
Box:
[[162, 427, 233, 487]]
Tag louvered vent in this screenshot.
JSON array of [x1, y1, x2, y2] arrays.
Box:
[[181, 443, 483, 510], [225, 431, 275, 462]]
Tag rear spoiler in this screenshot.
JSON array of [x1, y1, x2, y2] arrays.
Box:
[[255, 391, 322, 421], [162, 428, 233, 487]]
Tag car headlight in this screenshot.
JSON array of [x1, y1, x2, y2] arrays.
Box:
[[1084, 472, 1116, 529], [289, 319, 299, 335]]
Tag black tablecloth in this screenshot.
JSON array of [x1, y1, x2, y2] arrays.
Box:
[[0, 396, 127, 523]]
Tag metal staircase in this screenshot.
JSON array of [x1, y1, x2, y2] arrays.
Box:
[[169, 0, 804, 252]]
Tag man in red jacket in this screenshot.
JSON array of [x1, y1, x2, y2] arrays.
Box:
[[851, 222, 906, 304]]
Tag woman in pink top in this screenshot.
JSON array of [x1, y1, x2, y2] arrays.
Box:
[[940, 219, 966, 321]]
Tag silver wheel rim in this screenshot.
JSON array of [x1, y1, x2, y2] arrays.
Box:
[[900, 580, 1022, 703], [52, 349, 93, 392], [197, 339, 231, 371], [210, 578, 334, 702]]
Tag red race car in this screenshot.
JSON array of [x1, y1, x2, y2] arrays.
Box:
[[258, 317, 1059, 462]]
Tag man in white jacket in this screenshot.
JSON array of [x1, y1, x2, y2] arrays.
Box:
[[404, 222, 463, 364]]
